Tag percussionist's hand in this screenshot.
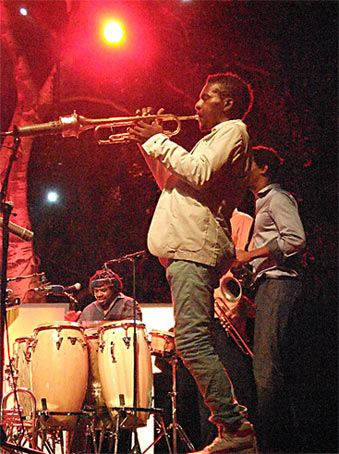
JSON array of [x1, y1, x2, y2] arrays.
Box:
[[64, 310, 81, 322], [129, 107, 164, 143]]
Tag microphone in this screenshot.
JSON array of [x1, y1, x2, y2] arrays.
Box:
[[0, 112, 80, 139], [105, 250, 147, 263], [32, 285, 65, 293], [32, 283, 81, 293], [0, 218, 34, 241], [64, 282, 81, 293]]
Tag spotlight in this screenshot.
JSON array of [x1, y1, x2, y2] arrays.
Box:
[[46, 191, 59, 203], [19, 7, 28, 16], [103, 20, 124, 44]]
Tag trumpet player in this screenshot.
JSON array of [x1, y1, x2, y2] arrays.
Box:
[[233, 146, 306, 453], [129, 73, 258, 454]]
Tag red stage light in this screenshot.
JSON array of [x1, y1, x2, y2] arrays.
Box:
[[103, 20, 124, 44]]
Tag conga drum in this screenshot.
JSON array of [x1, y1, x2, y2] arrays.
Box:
[[98, 320, 153, 428], [83, 328, 112, 431], [12, 337, 34, 418], [84, 328, 105, 410], [30, 322, 88, 430]]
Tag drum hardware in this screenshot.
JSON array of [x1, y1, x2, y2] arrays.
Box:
[[110, 341, 117, 363], [123, 336, 131, 348], [145, 409, 173, 454], [107, 406, 172, 454], [30, 339, 38, 353], [168, 355, 196, 454], [1, 386, 38, 448], [150, 331, 195, 454], [67, 335, 87, 348], [55, 337, 63, 351]]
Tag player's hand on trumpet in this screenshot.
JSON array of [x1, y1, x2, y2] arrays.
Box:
[[128, 107, 164, 143]]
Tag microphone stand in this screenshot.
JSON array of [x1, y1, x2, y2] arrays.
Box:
[[1, 130, 20, 423], [129, 255, 140, 454], [104, 250, 146, 454], [0, 130, 43, 453]]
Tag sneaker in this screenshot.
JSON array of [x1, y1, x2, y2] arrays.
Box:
[[189, 420, 258, 454]]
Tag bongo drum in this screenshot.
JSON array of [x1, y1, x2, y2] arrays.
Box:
[[149, 330, 175, 357]]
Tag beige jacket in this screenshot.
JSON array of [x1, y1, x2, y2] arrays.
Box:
[[141, 119, 251, 274]]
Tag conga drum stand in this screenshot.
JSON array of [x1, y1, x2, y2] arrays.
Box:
[[104, 406, 171, 454]]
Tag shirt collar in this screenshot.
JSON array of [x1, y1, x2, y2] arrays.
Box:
[[211, 119, 241, 133], [256, 183, 279, 199]]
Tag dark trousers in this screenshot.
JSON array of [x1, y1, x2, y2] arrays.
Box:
[[253, 277, 303, 453]]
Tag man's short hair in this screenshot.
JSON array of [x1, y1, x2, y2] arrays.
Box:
[[89, 269, 123, 294], [206, 72, 254, 120], [252, 145, 284, 181]]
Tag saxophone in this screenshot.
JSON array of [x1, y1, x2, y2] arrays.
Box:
[[214, 265, 255, 357]]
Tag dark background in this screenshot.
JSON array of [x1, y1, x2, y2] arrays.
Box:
[[1, 1, 337, 452]]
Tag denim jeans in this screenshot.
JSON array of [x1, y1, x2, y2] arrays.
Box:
[[253, 277, 303, 452], [166, 260, 244, 427]]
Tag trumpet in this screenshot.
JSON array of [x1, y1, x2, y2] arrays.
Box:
[[93, 113, 198, 144], [0, 111, 198, 143]]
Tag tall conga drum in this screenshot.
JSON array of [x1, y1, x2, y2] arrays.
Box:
[[30, 322, 88, 430], [84, 328, 105, 410], [83, 328, 113, 431], [98, 320, 153, 428], [12, 337, 34, 418]]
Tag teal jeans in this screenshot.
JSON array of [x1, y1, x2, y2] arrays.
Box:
[[167, 260, 244, 427]]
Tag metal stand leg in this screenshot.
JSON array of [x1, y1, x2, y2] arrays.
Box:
[[141, 409, 172, 454], [168, 356, 195, 454]]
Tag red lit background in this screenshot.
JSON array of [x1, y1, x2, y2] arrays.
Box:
[[0, 2, 337, 451]]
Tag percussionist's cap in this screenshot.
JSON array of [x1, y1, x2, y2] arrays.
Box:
[[89, 269, 123, 294]]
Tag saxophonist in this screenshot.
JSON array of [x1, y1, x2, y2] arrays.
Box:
[[233, 146, 306, 453]]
